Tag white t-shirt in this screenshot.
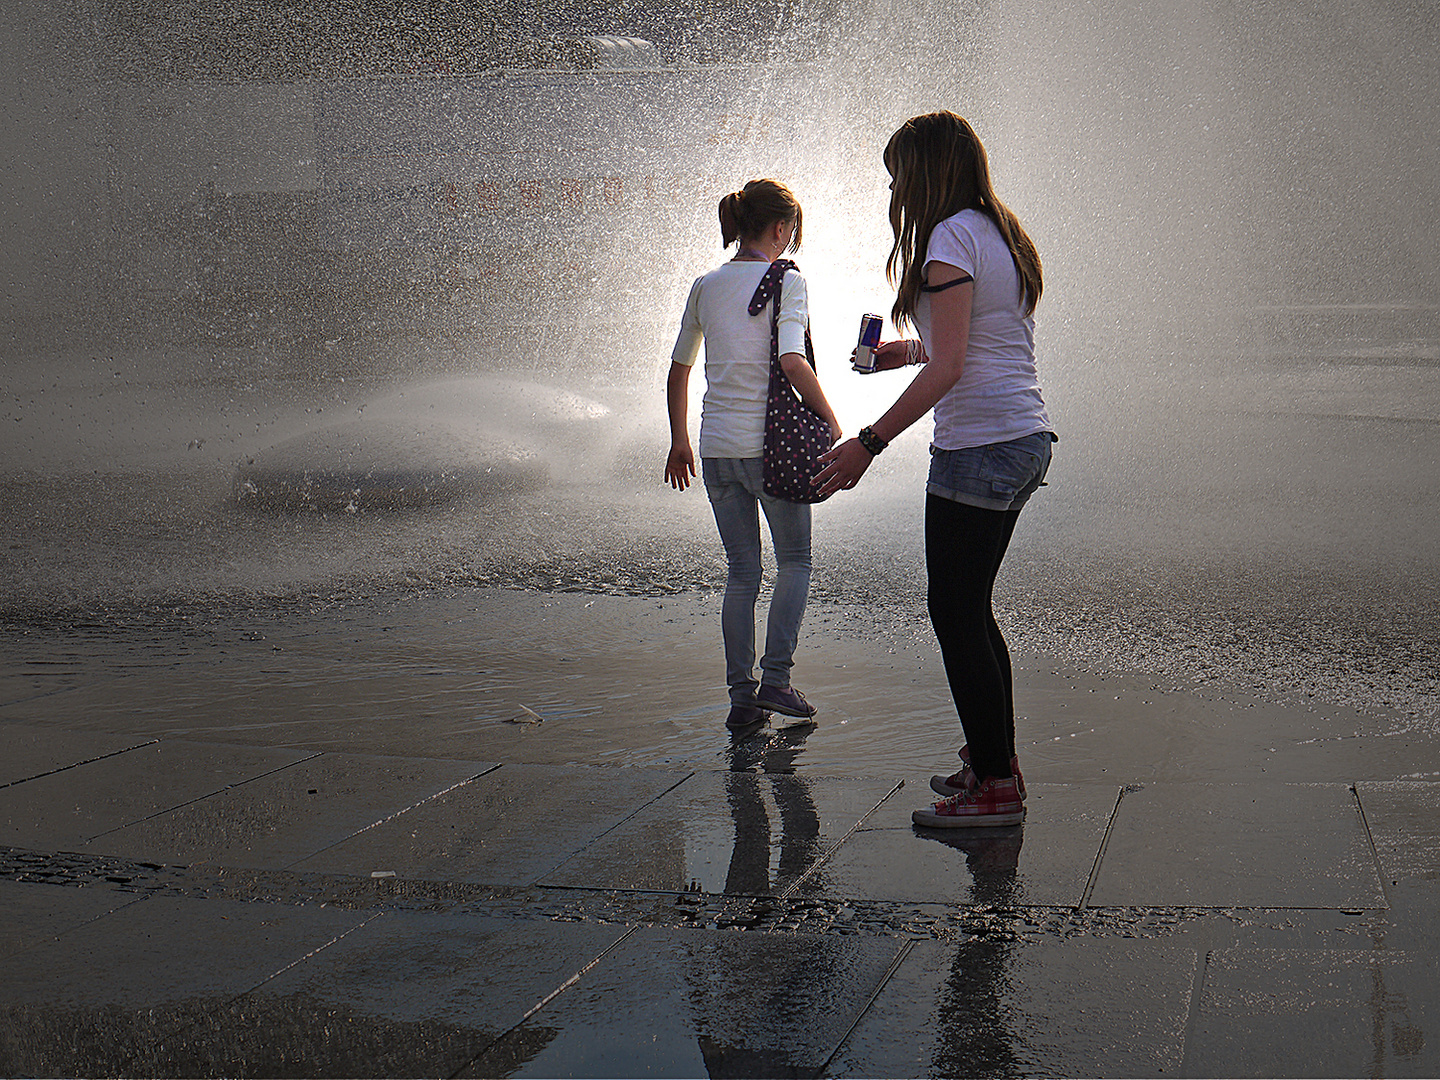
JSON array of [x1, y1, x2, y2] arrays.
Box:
[[671, 261, 809, 459], [915, 209, 1051, 450]]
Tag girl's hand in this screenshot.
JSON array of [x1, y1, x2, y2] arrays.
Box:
[[813, 438, 874, 497], [665, 445, 696, 491], [852, 340, 914, 372]]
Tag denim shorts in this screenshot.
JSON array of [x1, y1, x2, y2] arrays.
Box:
[[927, 431, 1055, 511]]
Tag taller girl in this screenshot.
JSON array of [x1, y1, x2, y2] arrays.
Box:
[[816, 112, 1056, 827]]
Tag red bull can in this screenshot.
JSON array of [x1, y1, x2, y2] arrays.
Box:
[[855, 313, 884, 371]]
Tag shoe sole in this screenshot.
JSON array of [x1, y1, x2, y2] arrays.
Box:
[[912, 807, 1025, 828], [726, 710, 772, 731]]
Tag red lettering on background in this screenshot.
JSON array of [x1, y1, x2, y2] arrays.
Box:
[[709, 114, 776, 145], [474, 181, 501, 209]]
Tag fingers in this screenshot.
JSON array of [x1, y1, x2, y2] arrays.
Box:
[[663, 458, 695, 491], [812, 439, 872, 497], [852, 340, 910, 373], [872, 341, 911, 370]]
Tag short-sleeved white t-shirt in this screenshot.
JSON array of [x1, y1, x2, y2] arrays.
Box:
[[671, 261, 808, 459], [914, 209, 1051, 450]]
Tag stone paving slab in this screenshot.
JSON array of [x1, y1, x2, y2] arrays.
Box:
[[0, 740, 318, 851], [0, 877, 146, 959], [827, 937, 1197, 1078], [0, 670, 478, 731], [157, 913, 632, 1078], [1185, 945, 1439, 1078], [0, 892, 376, 1077], [0, 722, 157, 788], [538, 770, 899, 896], [1088, 782, 1386, 909], [819, 780, 1116, 906], [456, 925, 908, 1079], [291, 762, 692, 886], [1356, 780, 1440, 886], [0, 667, 589, 761], [0, 892, 373, 1010], [91, 752, 496, 869], [0, 673, 83, 710]]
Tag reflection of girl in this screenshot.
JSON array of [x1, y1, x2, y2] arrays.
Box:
[[665, 179, 842, 731], [816, 113, 1054, 826]]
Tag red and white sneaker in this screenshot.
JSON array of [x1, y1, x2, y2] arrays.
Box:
[[930, 746, 1026, 800], [912, 776, 1025, 828]]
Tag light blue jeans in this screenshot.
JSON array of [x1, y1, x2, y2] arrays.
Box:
[[702, 457, 812, 704]]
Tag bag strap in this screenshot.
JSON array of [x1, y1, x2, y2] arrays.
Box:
[[747, 258, 815, 372], [747, 258, 796, 316]]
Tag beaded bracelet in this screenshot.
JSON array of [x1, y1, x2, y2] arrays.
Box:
[[858, 425, 888, 456]]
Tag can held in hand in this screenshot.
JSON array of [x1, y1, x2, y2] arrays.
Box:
[[855, 313, 884, 372]]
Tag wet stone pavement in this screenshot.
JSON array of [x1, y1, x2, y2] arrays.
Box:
[[1, 589, 1439, 1078], [1, 732, 1439, 1077]]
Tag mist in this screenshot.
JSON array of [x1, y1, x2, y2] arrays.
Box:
[[2, 0, 1437, 727]]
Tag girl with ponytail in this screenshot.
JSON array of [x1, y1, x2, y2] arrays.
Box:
[[815, 112, 1057, 827], [665, 179, 841, 731]]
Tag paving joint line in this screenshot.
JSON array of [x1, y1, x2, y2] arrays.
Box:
[[0, 737, 161, 790], [772, 778, 906, 907], [84, 749, 326, 842], [1078, 783, 1132, 909], [1350, 781, 1393, 910], [281, 762, 504, 870]]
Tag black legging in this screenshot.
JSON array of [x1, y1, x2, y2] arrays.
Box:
[[925, 493, 1023, 782]]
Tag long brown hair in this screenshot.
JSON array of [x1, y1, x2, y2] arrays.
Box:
[[718, 178, 802, 252], [883, 111, 1041, 328]]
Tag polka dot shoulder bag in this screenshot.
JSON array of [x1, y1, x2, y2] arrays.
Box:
[[748, 259, 835, 503]]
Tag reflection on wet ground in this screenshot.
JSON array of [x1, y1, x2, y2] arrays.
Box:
[[3, 731, 1438, 1076]]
